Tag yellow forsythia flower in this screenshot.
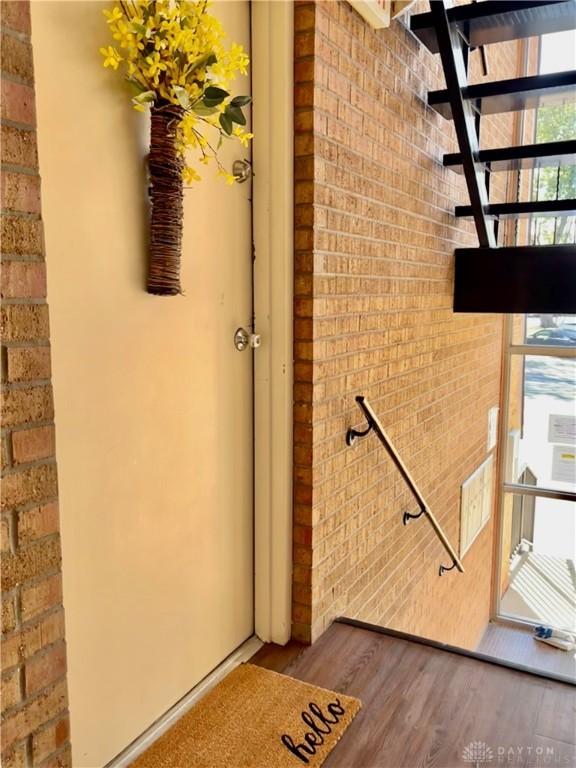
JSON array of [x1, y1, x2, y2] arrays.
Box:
[[233, 126, 254, 148], [99, 45, 122, 69], [100, 1, 252, 184]]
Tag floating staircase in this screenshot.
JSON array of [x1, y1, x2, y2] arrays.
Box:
[[410, 0, 576, 313]]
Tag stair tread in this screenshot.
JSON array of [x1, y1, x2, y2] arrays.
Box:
[[411, 1, 576, 54], [429, 71, 576, 119], [444, 140, 576, 173], [455, 199, 576, 219]]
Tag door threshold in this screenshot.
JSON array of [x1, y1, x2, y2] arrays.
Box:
[[105, 635, 264, 768]]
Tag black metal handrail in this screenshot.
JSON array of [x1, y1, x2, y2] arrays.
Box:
[[346, 396, 465, 576]]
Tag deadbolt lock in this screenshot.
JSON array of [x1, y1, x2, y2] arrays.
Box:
[[234, 327, 261, 351]]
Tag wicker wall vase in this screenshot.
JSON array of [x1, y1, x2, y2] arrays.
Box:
[[147, 101, 185, 296]]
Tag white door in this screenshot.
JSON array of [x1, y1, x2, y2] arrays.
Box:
[[31, 2, 254, 765]]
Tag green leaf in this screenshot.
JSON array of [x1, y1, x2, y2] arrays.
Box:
[[204, 86, 228, 100], [132, 22, 147, 36], [219, 111, 233, 135], [230, 95, 251, 107], [172, 86, 190, 109], [192, 103, 218, 117], [203, 86, 228, 106], [133, 90, 156, 104], [190, 52, 217, 71], [226, 105, 246, 126]]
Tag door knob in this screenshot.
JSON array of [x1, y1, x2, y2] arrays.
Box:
[[234, 327, 261, 351]]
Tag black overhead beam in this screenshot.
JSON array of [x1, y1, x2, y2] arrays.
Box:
[[430, 2, 496, 247], [444, 140, 576, 173], [455, 198, 576, 219], [454, 245, 576, 313], [429, 70, 576, 119], [411, 1, 576, 54]]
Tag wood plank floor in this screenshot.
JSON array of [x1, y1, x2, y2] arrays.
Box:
[[251, 622, 576, 768], [477, 622, 576, 682]]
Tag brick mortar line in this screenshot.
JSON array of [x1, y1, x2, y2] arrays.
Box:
[[300, 174, 472, 227], [314, 488, 453, 576], [1, 673, 68, 722], [6, 420, 55, 434], [325, 159, 495, 229], [325, 551, 434, 621], [0, 209, 41, 221], [27, 705, 69, 741], [0, 70, 34, 88], [5, 531, 61, 555], [297, 369, 500, 420], [0, 254, 45, 262], [25, 734, 34, 768], [303, 311, 496, 333], [308, 185, 474, 238], [366, 523, 477, 618], [1, 456, 57, 477], [324, 516, 444, 596], [296, 332, 498, 358], [0, 737, 29, 763], [302, 106, 463, 176], [2, 636, 66, 678], [1, 380, 53, 391], [1, 604, 64, 643], [297, 322, 498, 350], [6, 378, 51, 387], [312, 439, 491, 525], [0, 118, 36, 132], [1, 162, 40, 177], [0, 297, 47, 305], [310, 188, 474, 231], [0, 494, 59, 519], [2, 342, 51, 350], [23, 638, 66, 669], [2, 387, 54, 400], [0, 26, 31, 43], [5, 564, 62, 601], [304, 85, 458, 154], [37, 739, 71, 768]]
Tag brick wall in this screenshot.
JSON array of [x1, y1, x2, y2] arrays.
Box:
[[1, 2, 71, 765], [293, 0, 524, 645]]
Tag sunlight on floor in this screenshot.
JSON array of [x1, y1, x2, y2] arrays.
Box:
[[501, 552, 576, 632]]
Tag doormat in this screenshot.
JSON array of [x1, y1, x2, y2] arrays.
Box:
[[131, 662, 361, 768]]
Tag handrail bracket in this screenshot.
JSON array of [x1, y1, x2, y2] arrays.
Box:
[[403, 508, 426, 525], [439, 559, 459, 577], [346, 422, 374, 446]]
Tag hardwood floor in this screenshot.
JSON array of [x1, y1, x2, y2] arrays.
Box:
[[478, 622, 576, 682], [251, 622, 576, 768]]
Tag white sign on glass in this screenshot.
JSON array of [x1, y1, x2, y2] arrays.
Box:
[[548, 414, 576, 445], [551, 445, 576, 484]]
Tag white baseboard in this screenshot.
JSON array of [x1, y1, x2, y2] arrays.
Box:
[[105, 635, 264, 768]]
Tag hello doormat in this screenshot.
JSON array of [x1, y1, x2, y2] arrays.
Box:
[[130, 663, 361, 768]]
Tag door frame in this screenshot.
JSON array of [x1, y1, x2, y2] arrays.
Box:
[[252, 0, 294, 645]]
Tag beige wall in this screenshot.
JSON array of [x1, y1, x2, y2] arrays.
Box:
[[31, 2, 253, 765]]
